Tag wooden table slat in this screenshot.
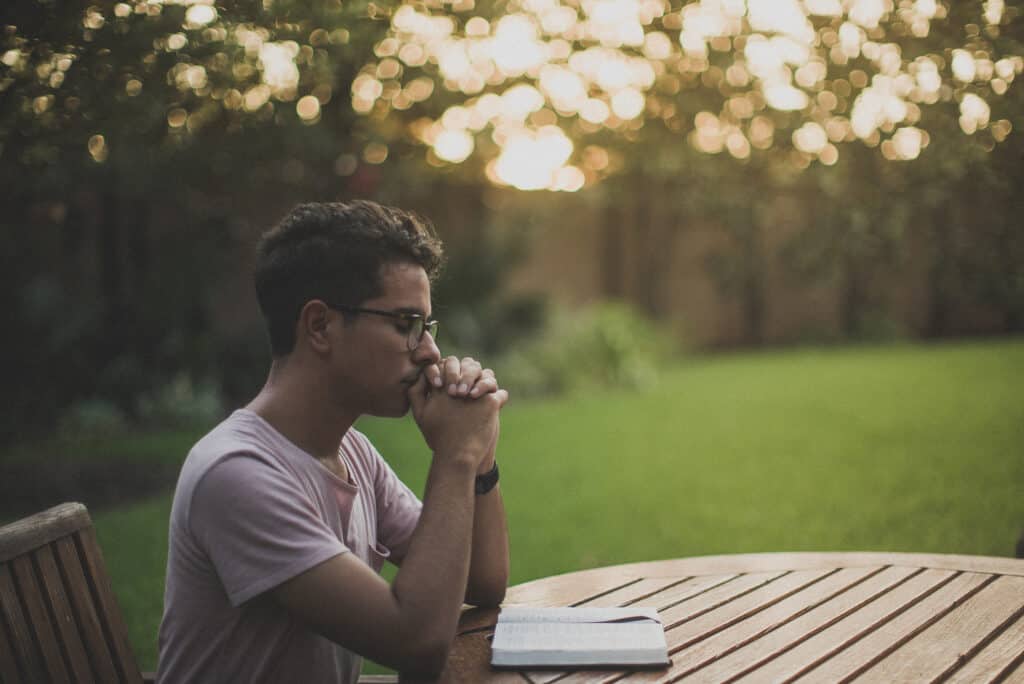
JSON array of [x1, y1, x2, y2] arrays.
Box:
[[656, 566, 884, 683], [729, 568, 957, 683], [447, 553, 1024, 684], [512, 570, 646, 608], [672, 565, 921, 683], [547, 568, 909, 684], [578, 577, 694, 609], [944, 609, 1024, 684], [658, 572, 788, 628], [663, 569, 834, 648], [1000, 659, 1024, 684], [522, 572, 794, 684], [791, 571, 994, 683], [857, 575, 1024, 683], [635, 575, 741, 614]]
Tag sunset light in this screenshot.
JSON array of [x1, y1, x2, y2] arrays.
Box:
[[349, 0, 1021, 190], [4, 0, 1018, 191]]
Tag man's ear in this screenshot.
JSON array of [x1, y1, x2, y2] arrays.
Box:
[[297, 300, 334, 354]]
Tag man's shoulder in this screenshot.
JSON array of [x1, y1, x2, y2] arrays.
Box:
[[176, 411, 284, 500], [188, 410, 274, 466], [171, 411, 308, 534]]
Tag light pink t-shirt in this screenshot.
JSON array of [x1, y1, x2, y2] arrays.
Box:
[[156, 409, 422, 684]]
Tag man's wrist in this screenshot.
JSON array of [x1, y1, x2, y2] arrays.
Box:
[[431, 451, 478, 477], [476, 455, 496, 476]]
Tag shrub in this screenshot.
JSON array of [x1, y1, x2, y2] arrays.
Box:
[[494, 301, 679, 398]]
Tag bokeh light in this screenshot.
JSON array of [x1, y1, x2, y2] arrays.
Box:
[[349, 0, 1021, 189], [25, 0, 1015, 191]]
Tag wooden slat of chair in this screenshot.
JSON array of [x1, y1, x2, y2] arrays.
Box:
[[0, 603, 23, 682], [0, 562, 48, 682], [36, 543, 96, 681], [74, 526, 143, 684], [53, 536, 123, 682], [10, 554, 72, 682], [0, 502, 146, 684]]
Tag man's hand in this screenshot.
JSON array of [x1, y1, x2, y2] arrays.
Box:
[[408, 355, 511, 611], [407, 371, 508, 470], [419, 356, 505, 473], [424, 356, 499, 399]]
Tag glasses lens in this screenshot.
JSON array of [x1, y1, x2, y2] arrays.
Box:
[[407, 318, 424, 350]]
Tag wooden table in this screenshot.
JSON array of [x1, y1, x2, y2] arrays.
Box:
[[435, 552, 1024, 683]]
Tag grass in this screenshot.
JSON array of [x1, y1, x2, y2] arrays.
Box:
[[69, 339, 1024, 669]]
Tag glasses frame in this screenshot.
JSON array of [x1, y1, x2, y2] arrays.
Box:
[[328, 304, 439, 351]]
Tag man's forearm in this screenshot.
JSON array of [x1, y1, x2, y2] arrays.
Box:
[[466, 479, 510, 607], [390, 457, 477, 666]]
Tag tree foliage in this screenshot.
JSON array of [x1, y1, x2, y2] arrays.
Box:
[[1, 1, 1022, 442], [349, 0, 1022, 186]]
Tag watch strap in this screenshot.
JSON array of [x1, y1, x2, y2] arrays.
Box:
[[474, 461, 499, 495]]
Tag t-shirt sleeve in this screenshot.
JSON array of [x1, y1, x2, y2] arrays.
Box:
[[189, 453, 349, 607], [361, 438, 422, 563]]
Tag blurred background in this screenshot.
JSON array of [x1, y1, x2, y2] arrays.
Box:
[[2, 0, 1022, 670]]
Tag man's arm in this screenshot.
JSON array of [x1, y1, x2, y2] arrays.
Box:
[[271, 377, 507, 676], [466, 457, 509, 607], [430, 357, 510, 607]]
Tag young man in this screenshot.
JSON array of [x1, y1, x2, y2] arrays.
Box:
[[157, 201, 510, 683]]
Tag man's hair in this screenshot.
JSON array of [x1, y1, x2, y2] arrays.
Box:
[[254, 200, 445, 357]]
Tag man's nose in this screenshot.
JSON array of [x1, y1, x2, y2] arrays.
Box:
[[414, 330, 441, 365]]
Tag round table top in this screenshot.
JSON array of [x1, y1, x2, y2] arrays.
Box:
[[431, 552, 1024, 683]]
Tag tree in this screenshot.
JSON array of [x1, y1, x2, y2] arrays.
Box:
[[0, 0, 394, 438], [341, 0, 1022, 341]]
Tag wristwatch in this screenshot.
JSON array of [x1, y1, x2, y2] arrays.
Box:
[[474, 461, 500, 495]]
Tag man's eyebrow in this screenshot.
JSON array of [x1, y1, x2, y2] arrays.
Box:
[[393, 306, 428, 317]]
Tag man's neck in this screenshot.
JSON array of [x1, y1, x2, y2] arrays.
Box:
[[246, 358, 358, 463]]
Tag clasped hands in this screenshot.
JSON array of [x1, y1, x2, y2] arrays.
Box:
[[424, 356, 500, 400], [407, 356, 508, 473]]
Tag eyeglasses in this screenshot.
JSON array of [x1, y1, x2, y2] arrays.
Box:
[[328, 304, 439, 351]]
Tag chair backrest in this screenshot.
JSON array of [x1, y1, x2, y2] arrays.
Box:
[[0, 502, 144, 684]]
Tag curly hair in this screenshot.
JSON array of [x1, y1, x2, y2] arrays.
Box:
[[254, 200, 445, 356]]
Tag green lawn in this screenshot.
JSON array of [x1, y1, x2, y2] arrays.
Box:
[[87, 339, 1023, 670]]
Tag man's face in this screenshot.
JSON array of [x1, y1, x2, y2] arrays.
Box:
[[332, 261, 441, 418]]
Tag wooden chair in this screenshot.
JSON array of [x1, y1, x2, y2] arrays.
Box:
[[1, 503, 400, 683], [0, 502, 148, 683]]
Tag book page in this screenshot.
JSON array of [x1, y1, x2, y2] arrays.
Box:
[[493, 621, 666, 650], [492, 606, 670, 667], [497, 606, 661, 624]]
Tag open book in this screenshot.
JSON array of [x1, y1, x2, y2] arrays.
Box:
[[490, 606, 671, 669]]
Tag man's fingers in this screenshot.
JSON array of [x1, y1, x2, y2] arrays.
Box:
[[443, 356, 460, 393], [444, 356, 482, 396], [424, 363, 443, 389], [452, 357, 483, 396], [468, 375, 498, 398], [492, 388, 510, 408]]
